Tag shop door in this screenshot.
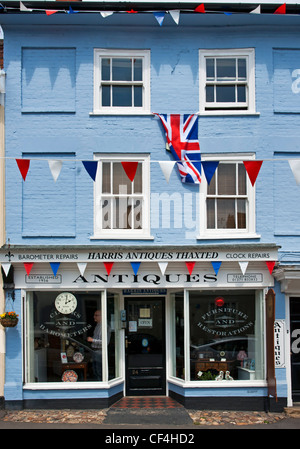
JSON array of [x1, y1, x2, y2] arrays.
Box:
[[290, 297, 300, 402], [125, 297, 166, 396]]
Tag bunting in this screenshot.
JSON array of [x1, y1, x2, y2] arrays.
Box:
[[121, 161, 139, 182], [50, 262, 60, 276], [103, 262, 114, 275], [243, 160, 263, 186], [185, 261, 196, 274], [24, 262, 34, 275]]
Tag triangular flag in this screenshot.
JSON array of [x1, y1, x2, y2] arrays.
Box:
[[202, 161, 219, 185], [239, 261, 248, 275], [195, 3, 205, 13], [16, 159, 30, 181], [82, 161, 98, 181], [169, 10, 180, 25], [77, 262, 87, 276], [266, 261, 276, 275], [158, 262, 168, 275], [243, 160, 263, 186], [250, 5, 261, 14], [131, 262, 141, 275], [68, 6, 78, 14], [153, 12, 165, 26], [24, 263, 34, 275], [50, 262, 60, 276], [45, 10, 58, 15], [1, 263, 11, 276], [48, 160, 62, 182], [20, 2, 32, 11], [212, 261, 222, 275], [103, 262, 114, 275], [274, 3, 286, 14], [100, 11, 114, 18], [159, 161, 175, 183], [186, 262, 196, 275], [288, 160, 300, 185], [121, 161, 138, 182]]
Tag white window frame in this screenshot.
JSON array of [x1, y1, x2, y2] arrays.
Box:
[[92, 153, 152, 240], [93, 49, 151, 115], [198, 153, 260, 240], [199, 48, 256, 115]]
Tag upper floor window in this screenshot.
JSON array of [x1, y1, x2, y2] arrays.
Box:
[[93, 49, 151, 114], [198, 154, 259, 239], [199, 49, 256, 115], [93, 154, 151, 239]]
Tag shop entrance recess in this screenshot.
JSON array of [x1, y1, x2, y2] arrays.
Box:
[[125, 297, 166, 396], [290, 297, 300, 402]]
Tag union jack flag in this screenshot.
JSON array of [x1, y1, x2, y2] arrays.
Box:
[[155, 113, 201, 184]]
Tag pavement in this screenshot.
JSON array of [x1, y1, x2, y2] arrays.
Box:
[[0, 397, 300, 431]]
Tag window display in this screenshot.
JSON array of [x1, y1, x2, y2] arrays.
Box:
[[25, 290, 120, 383]]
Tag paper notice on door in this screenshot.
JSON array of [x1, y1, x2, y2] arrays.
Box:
[[129, 321, 137, 332]]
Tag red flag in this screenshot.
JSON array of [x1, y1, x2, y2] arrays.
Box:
[[186, 262, 196, 275], [24, 263, 34, 275], [195, 3, 205, 13], [45, 10, 58, 15], [103, 262, 114, 275], [16, 159, 30, 181], [121, 161, 138, 182], [266, 261, 276, 275], [243, 160, 263, 186], [274, 3, 286, 14]]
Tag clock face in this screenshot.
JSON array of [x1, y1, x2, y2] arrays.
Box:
[[55, 292, 77, 314]]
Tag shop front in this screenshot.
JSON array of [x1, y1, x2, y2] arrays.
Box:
[[0, 245, 283, 411]]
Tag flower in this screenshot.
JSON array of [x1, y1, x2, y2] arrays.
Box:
[[0, 311, 19, 320]]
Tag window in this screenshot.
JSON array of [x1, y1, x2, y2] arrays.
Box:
[[199, 49, 256, 114], [198, 154, 258, 239], [93, 154, 151, 239], [25, 291, 121, 384], [93, 49, 150, 114]]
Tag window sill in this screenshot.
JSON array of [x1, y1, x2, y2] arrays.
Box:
[[197, 233, 261, 240], [198, 111, 260, 117], [91, 234, 154, 240], [90, 111, 153, 116], [168, 377, 267, 389], [23, 378, 124, 390]]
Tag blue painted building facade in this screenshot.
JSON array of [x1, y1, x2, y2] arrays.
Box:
[[0, 1, 300, 411]]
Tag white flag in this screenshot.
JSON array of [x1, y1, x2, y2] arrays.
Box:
[[239, 261, 249, 275], [77, 262, 87, 276], [289, 159, 300, 185], [158, 262, 168, 275], [48, 160, 62, 182], [159, 161, 175, 183], [169, 10, 180, 24]]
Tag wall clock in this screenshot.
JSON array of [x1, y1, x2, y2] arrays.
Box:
[[55, 292, 77, 314]]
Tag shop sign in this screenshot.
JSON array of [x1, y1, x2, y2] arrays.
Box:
[[26, 274, 62, 284], [227, 273, 263, 283], [123, 289, 167, 295], [274, 319, 286, 368], [197, 306, 253, 337]]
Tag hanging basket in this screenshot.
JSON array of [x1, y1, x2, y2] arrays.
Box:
[[0, 312, 19, 328]]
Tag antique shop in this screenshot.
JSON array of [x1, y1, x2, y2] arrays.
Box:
[[0, 245, 284, 411]]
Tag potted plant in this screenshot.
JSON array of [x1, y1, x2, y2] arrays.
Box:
[[0, 311, 19, 327]]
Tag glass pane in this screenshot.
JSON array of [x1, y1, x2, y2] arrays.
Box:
[[113, 163, 131, 195], [102, 198, 111, 229], [216, 85, 236, 103], [206, 85, 214, 103], [107, 292, 120, 380], [218, 164, 236, 195], [113, 197, 131, 229], [217, 198, 236, 228], [189, 290, 260, 381], [238, 58, 247, 79], [238, 164, 247, 195], [216, 58, 236, 79], [207, 172, 216, 195], [101, 58, 111, 81], [133, 198, 143, 229], [134, 58, 143, 81], [207, 198, 215, 229], [237, 85, 246, 103], [134, 86, 142, 107], [112, 86, 132, 107], [112, 58, 132, 81], [102, 162, 111, 194], [102, 86, 111, 107], [206, 58, 215, 79], [171, 292, 184, 379], [133, 163, 142, 193], [237, 199, 246, 229]]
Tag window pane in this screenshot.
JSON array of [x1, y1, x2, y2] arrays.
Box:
[[113, 163, 131, 195], [133, 163, 142, 193], [216, 85, 236, 103], [237, 85, 246, 103], [171, 292, 184, 379], [206, 85, 214, 103], [207, 198, 215, 229], [102, 198, 111, 229], [112, 86, 132, 107], [133, 198, 143, 229], [134, 86, 142, 107], [218, 164, 236, 195], [107, 292, 120, 380], [112, 58, 132, 81], [206, 58, 215, 79], [237, 199, 246, 229], [207, 173, 216, 195], [216, 58, 236, 79], [238, 58, 247, 79], [134, 58, 142, 81], [238, 164, 247, 195], [101, 58, 111, 81], [102, 162, 111, 194], [102, 86, 111, 107], [217, 199, 236, 228], [113, 197, 131, 229]]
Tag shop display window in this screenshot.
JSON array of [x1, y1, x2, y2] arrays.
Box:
[[25, 290, 120, 384]]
